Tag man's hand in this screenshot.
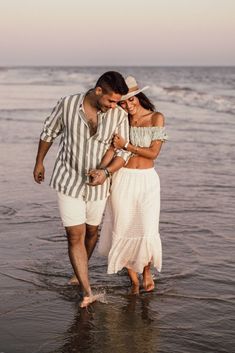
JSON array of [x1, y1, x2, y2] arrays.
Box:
[[87, 169, 107, 186], [33, 162, 45, 184]]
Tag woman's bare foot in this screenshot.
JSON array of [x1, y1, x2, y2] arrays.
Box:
[[130, 282, 140, 295], [127, 268, 140, 295], [80, 293, 103, 308], [143, 264, 155, 292], [68, 275, 79, 285]]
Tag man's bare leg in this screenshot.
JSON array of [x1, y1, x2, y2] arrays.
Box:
[[66, 224, 99, 306], [143, 262, 155, 292], [68, 224, 99, 285], [127, 268, 140, 295], [85, 224, 99, 258]]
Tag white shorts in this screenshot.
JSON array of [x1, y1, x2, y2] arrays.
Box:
[[57, 192, 107, 227]]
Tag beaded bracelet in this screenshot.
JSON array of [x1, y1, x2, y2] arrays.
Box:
[[100, 168, 111, 178]]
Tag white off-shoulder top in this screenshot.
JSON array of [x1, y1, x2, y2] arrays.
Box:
[[130, 126, 168, 147]]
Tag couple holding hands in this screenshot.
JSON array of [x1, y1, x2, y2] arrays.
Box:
[[33, 71, 167, 308]]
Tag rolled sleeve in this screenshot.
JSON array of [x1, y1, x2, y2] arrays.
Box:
[[40, 98, 64, 143]]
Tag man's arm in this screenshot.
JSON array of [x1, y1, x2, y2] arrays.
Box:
[[33, 97, 64, 184], [33, 140, 53, 184], [88, 111, 130, 186], [99, 145, 115, 169], [87, 156, 125, 186]]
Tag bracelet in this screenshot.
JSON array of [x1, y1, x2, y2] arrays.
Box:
[[123, 141, 129, 150], [100, 167, 111, 178]]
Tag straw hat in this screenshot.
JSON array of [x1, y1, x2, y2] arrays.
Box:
[[121, 76, 149, 100]]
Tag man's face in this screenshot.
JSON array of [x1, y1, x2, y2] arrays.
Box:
[[96, 88, 122, 112]]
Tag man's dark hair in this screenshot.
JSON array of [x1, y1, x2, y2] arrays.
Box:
[[95, 71, 128, 95]]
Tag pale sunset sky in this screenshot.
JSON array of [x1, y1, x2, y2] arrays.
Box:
[[0, 0, 234, 66]]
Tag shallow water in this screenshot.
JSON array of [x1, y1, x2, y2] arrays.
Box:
[[0, 66, 234, 353]]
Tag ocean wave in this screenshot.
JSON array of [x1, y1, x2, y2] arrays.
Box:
[[0, 67, 95, 87], [151, 84, 235, 115], [1, 67, 234, 115]]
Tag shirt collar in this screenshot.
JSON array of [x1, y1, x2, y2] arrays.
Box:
[[78, 93, 86, 113]]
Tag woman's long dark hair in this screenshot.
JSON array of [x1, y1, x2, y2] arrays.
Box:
[[135, 92, 156, 111]]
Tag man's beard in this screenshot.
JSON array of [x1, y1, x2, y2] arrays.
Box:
[[100, 106, 109, 112], [98, 104, 109, 112], [96, 99, 109, 112]]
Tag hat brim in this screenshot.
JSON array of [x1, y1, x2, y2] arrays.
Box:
[[121, 86, 149, 101]]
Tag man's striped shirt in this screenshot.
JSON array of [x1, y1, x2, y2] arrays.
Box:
[[40, 93, 129, 201]]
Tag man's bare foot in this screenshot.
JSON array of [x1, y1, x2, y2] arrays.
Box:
[[143, 266, 155, 292], [80, 293, 103, 308], [68, 275, 79, 285]]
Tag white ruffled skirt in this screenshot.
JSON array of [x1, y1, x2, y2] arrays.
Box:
[[98, 167, 162, 274]]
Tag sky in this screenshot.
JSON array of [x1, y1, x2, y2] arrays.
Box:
[[0, 0, 235, 66]]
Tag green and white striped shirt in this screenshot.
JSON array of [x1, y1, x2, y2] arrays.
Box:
[[40, 93, 129, 201]]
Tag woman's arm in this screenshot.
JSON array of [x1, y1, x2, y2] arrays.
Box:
[[113, 112, 166, 160], [114, 137, 163, 160], [126, 140, 163, 160]]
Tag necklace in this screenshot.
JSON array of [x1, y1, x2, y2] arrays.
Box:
[[131, 111, 153, 127]]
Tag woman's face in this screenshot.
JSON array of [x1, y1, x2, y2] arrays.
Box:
[[119, 96, 140, 115]]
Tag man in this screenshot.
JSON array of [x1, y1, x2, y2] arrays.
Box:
[[33, 71, 129, 307]]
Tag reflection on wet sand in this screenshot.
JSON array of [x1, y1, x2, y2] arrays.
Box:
[[56, 295, 160, 353]]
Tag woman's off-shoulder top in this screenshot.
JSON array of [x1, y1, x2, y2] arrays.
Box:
[[130, 126, 168, 147]]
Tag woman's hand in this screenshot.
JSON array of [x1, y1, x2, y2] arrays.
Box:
[[113, 134, 126, 149]]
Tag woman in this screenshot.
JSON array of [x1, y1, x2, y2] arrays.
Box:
[[98, 76, 168, 294]]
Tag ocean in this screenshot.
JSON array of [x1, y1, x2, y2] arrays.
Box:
[[0, 66, 234, 353]]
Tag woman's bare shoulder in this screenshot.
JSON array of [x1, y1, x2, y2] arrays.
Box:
[[151, 112, 165, 127]]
